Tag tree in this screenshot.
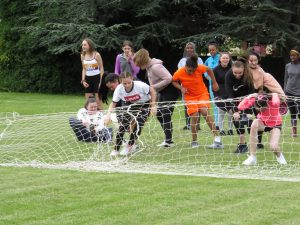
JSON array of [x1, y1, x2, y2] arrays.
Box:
[[0, 0, 299, 93], [175, 0, 300, 53]]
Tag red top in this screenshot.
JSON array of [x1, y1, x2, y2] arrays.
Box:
[[238, 93, 282, 127]]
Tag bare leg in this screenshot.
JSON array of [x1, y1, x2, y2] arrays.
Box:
[[95, 93, 104, 110], [199, 108, 218, 136], [269, 128, 281, 157], [249, 119, 265, 156], [190, 112, 199, 141]]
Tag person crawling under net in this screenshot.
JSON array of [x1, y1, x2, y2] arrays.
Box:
[[69, 96, 112, 143]]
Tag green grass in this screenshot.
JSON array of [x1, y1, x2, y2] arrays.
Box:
[[1, 92, 300, 225], [0, 92, 84, 114], [1, 167, 300, 225]]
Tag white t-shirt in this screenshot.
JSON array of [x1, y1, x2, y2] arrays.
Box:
[[112, 81, 151, 104], [177, 57, 204, 69], [77, 108, 105, 132]]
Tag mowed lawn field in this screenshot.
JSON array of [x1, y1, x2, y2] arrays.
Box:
[[0, 92, 300, 225]]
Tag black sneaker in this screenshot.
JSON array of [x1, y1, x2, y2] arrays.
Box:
[[257, 143, 264, 149], [234, 143, 248, 153], [219, 130, 226, 136], [183, 125, 191, 130], [216, 126, 220, 131], [157, 141, 175, 147], [227, 129, 234, 135]]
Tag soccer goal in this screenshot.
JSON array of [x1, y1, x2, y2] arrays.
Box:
[[0, 101, 299, 182]]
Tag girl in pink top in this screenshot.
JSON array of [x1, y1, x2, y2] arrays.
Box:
[[238, 92, 287, 165], [247, 51, 285, 149]]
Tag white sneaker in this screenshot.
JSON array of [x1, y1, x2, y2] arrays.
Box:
[[157, 141, 175, 147], [276, 153, 287, 165], [207, 141, 224, 149], [120, 144, 139, 156], [110, 150, 120, 157], [242, 155, 257, 165], [191, 141, 199, 148]]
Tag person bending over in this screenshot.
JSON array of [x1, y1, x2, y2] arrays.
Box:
[[172, 54, 223, 149], [238, 92, 287, 165], [105, 72, 156, 157], [134, 48, 179, 147], [225, 57, 256, 153]]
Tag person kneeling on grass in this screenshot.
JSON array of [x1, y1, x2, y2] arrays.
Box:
[[105, 72, 157, 157], [172, 54, 223, 149], [69, 96, 112, 143], [238, 92, 287, 165]]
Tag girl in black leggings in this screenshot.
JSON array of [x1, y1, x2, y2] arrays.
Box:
[[134, 48, 179, 147], [284, 46, 300, 137], [105, 72, 157, 156]]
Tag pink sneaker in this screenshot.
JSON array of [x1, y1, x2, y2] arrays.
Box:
[[120, 144, 139, 156]]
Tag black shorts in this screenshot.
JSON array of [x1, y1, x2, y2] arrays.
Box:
[[264, 125, 282, 132], [85, 75, 100, 93]]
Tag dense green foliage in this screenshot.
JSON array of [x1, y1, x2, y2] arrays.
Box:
[[0, 0, 299, 93]]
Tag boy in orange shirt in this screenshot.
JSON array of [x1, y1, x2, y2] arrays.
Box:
[[172, 54, 223, 148]]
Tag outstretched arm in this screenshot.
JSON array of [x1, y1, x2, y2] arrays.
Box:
[[263, 72, 284, 96], [149, 86, 157, 116], [206, 67, 219, 92], [104, 102, 117, 125], [238, 96, 256, 111], [172, 81, 187, 95], [270, 93, 280, 107]]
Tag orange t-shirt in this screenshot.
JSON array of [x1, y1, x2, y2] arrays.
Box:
[[173, 65, 209, 100]]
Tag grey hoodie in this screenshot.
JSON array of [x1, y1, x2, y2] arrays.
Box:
[[284, 62, 300, 95], [146, 58, 172, 92]]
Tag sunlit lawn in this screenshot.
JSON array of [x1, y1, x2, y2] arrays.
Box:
[[0, 92, 300, 225]]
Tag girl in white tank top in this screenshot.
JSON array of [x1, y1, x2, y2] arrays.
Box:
[[83, 55, 101, 76], [80, 38, 104, 109]]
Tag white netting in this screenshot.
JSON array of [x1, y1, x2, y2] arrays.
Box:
[[0, 100, 300, 182]]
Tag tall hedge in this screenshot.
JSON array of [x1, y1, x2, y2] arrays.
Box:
[[0, 0, 299, 93]]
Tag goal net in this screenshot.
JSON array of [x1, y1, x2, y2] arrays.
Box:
[[0, 100, 300, 182]]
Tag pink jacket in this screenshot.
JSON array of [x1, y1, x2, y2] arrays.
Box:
[[238, 93, 282, 127], [146, 58, 172, 92], [251, 66, 284, 95]]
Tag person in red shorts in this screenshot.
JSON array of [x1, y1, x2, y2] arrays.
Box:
[[172, 54, 223, 148]]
